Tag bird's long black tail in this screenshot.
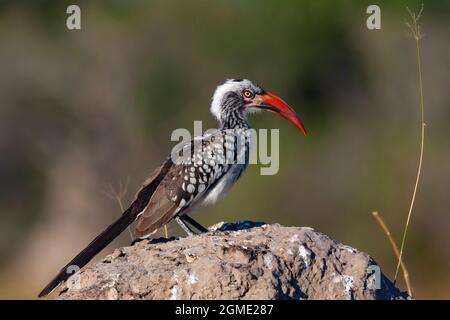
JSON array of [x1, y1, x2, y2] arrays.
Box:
[[38, 160, 172, 297], [38, 206, 138, 297]]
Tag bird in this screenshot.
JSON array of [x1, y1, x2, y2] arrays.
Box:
[[38, 78, 307, 297]]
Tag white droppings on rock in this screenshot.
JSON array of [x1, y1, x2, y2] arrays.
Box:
[[343, 275, 354, 300], [169, 285, 179, 300], [341, 245, 357, 254], [169, 273, 180, 300], [332, 274, 354, 300], [185, 253, 197, 263], [289, 234, 300, 242], [188, 272, 199, 285], [299, 245, 312, 267], [263, 254, 274, 270]]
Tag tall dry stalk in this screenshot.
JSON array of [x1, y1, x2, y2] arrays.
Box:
[[372, 212, 413, 296], [394, 4, 426, 283]]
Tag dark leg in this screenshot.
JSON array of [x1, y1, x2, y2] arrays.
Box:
[[181, 215, 208, 233], [175, 216, 195, 236]]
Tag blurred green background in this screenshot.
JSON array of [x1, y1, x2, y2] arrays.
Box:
[[0, 0, 449, 299]]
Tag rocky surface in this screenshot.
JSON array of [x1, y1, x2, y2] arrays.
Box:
[[57, 221, 408, 300]]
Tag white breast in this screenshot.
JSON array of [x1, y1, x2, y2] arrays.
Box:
[[201, 131, 252, 205], [201, 163, 246, 205]]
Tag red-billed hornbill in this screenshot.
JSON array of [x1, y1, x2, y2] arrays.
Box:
[[38, 79, 307, 297]]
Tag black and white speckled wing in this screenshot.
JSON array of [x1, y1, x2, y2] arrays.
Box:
[[134, 130, 243, 237]]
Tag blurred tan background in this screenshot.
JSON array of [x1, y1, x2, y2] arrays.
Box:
[[0, 0, 449, 299]]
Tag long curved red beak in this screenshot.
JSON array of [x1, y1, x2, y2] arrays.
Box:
[[258, 92, 307, 136]]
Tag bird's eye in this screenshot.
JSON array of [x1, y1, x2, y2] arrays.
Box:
[[243, 89, 254, 98]]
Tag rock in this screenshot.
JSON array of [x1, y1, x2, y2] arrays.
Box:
[[57, 221, 408, 300]]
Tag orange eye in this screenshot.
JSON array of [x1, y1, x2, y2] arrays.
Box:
[[243, 89, 254, 98]]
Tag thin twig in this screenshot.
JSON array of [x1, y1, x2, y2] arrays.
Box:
[[164, 225, 169, 238], [372, 212, 413, 297], [103, 177, 134, 241], [394, 4, 426, 284]]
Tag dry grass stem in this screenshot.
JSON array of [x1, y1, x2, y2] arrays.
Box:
[[394, 4, 426, 284], [372, 211, 413, 297], [103, 177, 134, 241]]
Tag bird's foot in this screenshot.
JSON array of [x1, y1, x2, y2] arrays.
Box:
[[175, 216, 196, 236], [181, 214, 209, 233]]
